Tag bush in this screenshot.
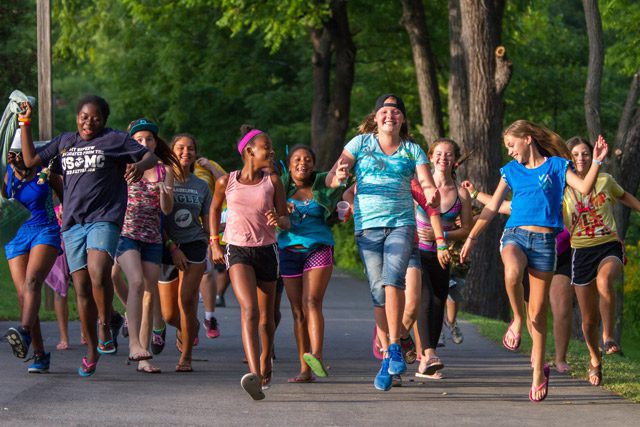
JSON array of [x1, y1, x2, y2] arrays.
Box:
[[624, 241, 640, 341], [332, 220, 366, 280]]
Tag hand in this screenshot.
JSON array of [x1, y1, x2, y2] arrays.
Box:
[[335, 158, 350, 185], [593, 135, 608, 163], [265, 208, 279, 227], [154, 181, 173, 195], [427, 188, 440, 208], [459, 237, 476, 264], [171, 247, 188, 271], [196, 157, 215, 172], [210, 242, 225, 264], [124, 163, 144, 184], [417, 226, 435, 241], [18, 102, 32, 120], [461, 180, 476, 194], [437, 248, 451, 269], [287, 202, 295, 215], [342, 205, 353, 223]]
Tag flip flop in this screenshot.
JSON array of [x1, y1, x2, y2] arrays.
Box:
[[97, 339, 116, 355], [529, 364, 550, 402], [128, 352, 153, 362], [175, 363, 193, 372], [588, 362, 602, 386], [78, 356, 98, 377], [287, 375, 316, 383], [420, 357, 444, 375], [241, 373, 265, 400], [502, 321, 521, 351], [261, 371, 272, 390], [56, 341, 70, 351], [303, 353, 328, 378], [603, 340, 621, 355], [415, 371, 444, 380], [137, 365, 162, 374]]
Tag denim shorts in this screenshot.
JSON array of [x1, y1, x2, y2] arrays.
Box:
[[500, 227, 556, 273], [115, 236, 163, 265], [355, 225, 416, 307], [5, 223, 62, 260], [407, 245, 421, 271], [62, 222, 121, 273]]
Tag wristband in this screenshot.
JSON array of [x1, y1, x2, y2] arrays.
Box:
[[209, 235, 219, 244], [18, 117, 31, 123], [592, 159, 603, 166], [470, 190, 479, 199], [165, 239, 175, 248], [437, 245, 448, 251], [19, 122, 30, 127], [435, 236, 445, 242], [443, 231, 449, 240]]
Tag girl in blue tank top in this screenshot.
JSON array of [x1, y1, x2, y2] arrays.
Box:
[[459, 120, 608, 402], [3, 142, 63, 373]]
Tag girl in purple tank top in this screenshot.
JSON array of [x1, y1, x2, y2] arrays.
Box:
[[210, 125, 290, 400]]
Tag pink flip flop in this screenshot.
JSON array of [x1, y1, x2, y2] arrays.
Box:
[[529, 364, 550, 402], [502, 321, 521, 351]]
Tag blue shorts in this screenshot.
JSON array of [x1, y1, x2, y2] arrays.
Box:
[[500, 227, 556, 273], [4, 223, 62, 260], [62, 222, 121, 273], [355, 225, 416, 307], [115, 236, 163, 265], [407, 246, 421, 271]]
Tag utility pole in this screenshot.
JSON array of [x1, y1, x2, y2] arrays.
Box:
[[37, 0, 55, 310]]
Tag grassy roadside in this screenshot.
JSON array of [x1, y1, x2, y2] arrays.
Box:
[[463, 312, 640, 403]]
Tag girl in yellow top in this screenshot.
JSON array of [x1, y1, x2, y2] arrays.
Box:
[[563, 136, 640, 386]]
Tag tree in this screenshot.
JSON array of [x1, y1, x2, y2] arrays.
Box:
[[583, 0, 604, 141], [458, 0, 512, 319]]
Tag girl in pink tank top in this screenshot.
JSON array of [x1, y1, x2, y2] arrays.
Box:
[[209, 126, 289, 400]]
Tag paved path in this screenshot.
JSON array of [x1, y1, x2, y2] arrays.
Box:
[[0, 271, 638, 426]]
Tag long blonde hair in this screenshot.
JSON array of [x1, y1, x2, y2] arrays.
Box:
[[503, 120, 570, 160]]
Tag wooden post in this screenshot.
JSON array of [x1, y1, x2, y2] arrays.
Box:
[[37, 0, 55, 311]]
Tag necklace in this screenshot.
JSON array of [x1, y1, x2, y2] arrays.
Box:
[[291, 199, 312, 225]]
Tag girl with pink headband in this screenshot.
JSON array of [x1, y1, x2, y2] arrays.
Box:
[[210, 125, 290, 400]]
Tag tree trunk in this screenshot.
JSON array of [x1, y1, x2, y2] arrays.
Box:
[[583, 0, 604, 141], [310, 0, 356, 170], [400, 0, 444, 144], [447, 0, 468, 148], [458, 0, 512, 320]]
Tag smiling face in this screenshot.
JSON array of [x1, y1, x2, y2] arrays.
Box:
[[76, 103, 105, 141], [430, 142, 456, 173], [173, 136, 197, 168], [571, 142, 592, 175], [133, 130, 157, 152], [504, 133, 532, 164], [288, 148, 314, 182], [374, 97, 405, 135]]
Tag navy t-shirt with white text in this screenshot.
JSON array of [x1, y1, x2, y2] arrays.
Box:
[[37, 128, 148, 231]]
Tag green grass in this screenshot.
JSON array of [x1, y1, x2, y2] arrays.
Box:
[[462, 312, 640, 402]]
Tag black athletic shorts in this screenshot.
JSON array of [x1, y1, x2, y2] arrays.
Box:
[[571, 240, 624, 286], [225, 243, 279, 282], [158, 240, 208, 283]]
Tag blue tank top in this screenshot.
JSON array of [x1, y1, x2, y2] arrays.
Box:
[[500, 156, 569, 233], [7, 164, 58, 227], [277, 198, 334, 249]]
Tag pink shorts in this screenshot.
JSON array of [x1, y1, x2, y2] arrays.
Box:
[[279, 245, 333, 278]]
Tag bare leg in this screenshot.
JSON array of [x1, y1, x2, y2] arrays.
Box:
[[402, 267, 421, 336], [229, 265, 262, 377], [501, 245, 528, 348], [549, 273, 573, 371], [86, 249, 115, 345], [283, 276, 311, 378], [574, 280, 601, 385], [527, 267, 553, 401], [596, 258, 623, 352], [177, 263, 206, 367], [54, 292, 70, 349]]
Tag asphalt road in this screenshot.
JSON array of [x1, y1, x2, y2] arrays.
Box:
[[0, 270, 638, 426]]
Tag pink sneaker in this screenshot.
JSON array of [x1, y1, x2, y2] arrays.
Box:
[[204, 317, 220, 339], [372, 326, 383, 360]]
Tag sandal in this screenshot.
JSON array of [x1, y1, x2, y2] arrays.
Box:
[[78, 356, 98, 377], [97, 339, 116, 355], [502, 321, 521, 351], [137, 365, 162, 374], [603, 340, 621, 355], [419, 356, 444, 376], [287, 375, 316, 383], [261, 371, 272, 390], [529, 364, 550, 402], [56, 341, 70, 351], [588, 362, 602, 386], [128, 351, 153, 362], [303, 353, 328, 378], [175, 363, 193, 373], [241, 373, 265, 400]]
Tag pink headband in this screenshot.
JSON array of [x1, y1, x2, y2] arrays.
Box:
[[237, 129, 264, 154]]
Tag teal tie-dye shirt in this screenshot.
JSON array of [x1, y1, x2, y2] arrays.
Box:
[[344, 133, 428, 231]]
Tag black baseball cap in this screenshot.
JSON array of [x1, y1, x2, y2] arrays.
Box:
[[374, 93, 406, 116]]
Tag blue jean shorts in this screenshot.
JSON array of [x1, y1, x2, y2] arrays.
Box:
[[115, 236, 163, 265], [62, 222, 121, 273], [355, 225, 416, 307], [5, 223, 62, 260], [500, 227, 556, 272], [407, 245, 422, 271]]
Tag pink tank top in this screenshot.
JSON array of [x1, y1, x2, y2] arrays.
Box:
[[223, 170, 276, 247]]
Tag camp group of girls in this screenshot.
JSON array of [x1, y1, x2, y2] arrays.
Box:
[[3, 92, 638, 402]]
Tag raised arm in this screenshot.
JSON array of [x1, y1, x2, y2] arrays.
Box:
[[325, 150, 355, 188], [158, 166, 175, 215], [18, 102, 43, 168], [565, 135, 608, 195]]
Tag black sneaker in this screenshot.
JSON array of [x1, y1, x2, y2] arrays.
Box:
[[216, 295, 226, 308], [6, 326, 32, 359], [110, 311, 124, 353], [121, 313, 129, 338], [150, 327, 166, 355]]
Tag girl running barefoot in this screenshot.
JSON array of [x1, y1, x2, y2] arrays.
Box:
[[279, 145, 347, 383], [115, 118, 182, 373], [210, 125, 289, 400], [326, 94, 438, 392], [563, 136, 640, 385], [460, 120, 608, 402], [4, 130, 63, 373], [18, 97, 158, 377], [158, 134, 211, 373]]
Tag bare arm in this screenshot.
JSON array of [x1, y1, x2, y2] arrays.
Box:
[[565, 135, 608, 195], [159, 166, 174, 215], [325, 150, 355, 188], [49, 173, 64, 200], [209, 174, 229, 264], [445, 186, 472, 242], [270, 173, 290, 230], [461, 180, 511, 215], [619, 191, 640, 212], [415, 163, 440, 208], [18, 103, 43, 168]]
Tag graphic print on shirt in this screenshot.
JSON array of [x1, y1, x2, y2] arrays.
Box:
[[538, 173, 552, 192], [61, 146, 106, 175], [173, 187, 202, 228], [570, 191, 612, 239]]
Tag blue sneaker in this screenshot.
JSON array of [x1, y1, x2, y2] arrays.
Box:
[[27, 352, 50, 373], [387, 343, 407, 375], [374, 357, 392, 391], [6, 326, 32, 359]]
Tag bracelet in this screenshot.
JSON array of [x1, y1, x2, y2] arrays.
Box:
[[443, 231, 449, 240], [470, 190, 479, 199], [467, 235, 477, 241], [19, 122, 30, 127], [18, 117, 31, 123], [164, 239, 175, 248], [592, 159, 603, 166], [435, 236, 445, 242], [437, 245, 448, 251], [209, 235, 219, 244]]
